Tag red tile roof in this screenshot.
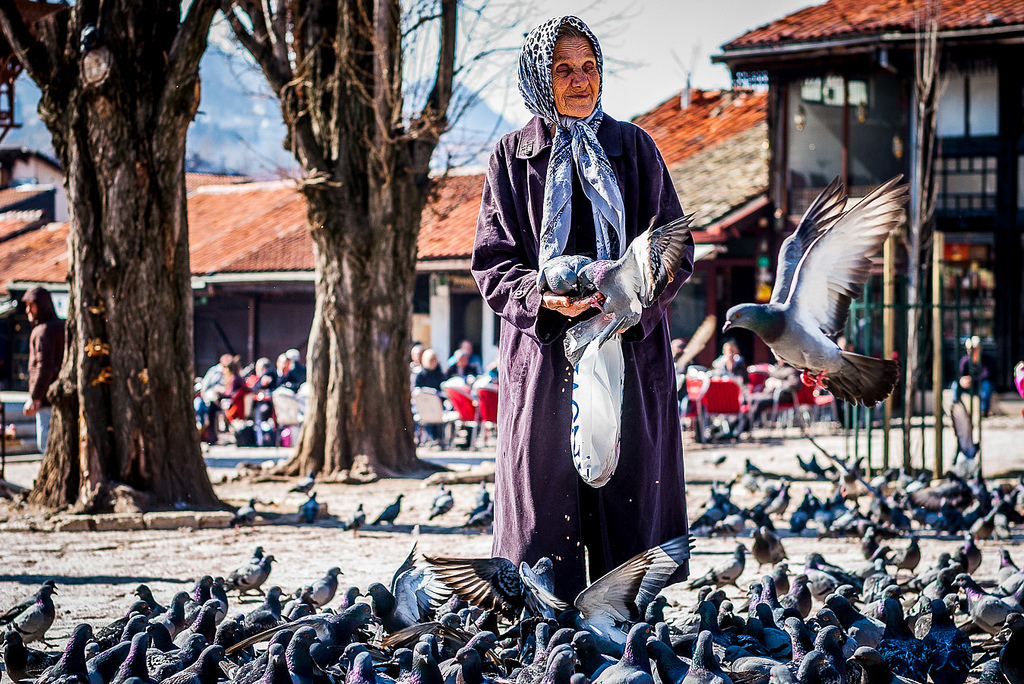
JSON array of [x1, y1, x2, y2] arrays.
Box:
[[417, 173, 485, 261], [185, 172, 251, 195], [0, 221, 68, 287], [0, 209, 44, 241], [724, 0, 1024, 49], [633, 89, 767, 169]]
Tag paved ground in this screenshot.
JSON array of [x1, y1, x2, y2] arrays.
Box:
[[0, 413, 1020, 647]]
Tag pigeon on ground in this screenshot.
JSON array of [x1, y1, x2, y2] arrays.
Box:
[[299, 492, 320, 524], [309, 567, 343, 608], [847, 646, 918, 684], [241, 586, 285, 637], [2, 630, 59, 681], [0, 580, 57, 626], [559, 214, 694, 365], [689, 545, 746, 590], [231, 498, 258, 527], [109, 631, 152, 684], [228, 553, 276, 596], [752, 527, 787, 568], [722, 177, 906, 406], [373, 495, 404, 525], [159, 644, 225, 684], [344, 504, 366, 535], [951, 401, 980, 481], [290, 471, 316, 494], [465, 503, 494, 531], [890, 537, 921, 576], [34, 623, 92, 684], [8, 583, 58, 644], [876, 598, 926, 682], [592, 623, 653, 684], [999, 612, 1024, 684], [680, 631, 732, 684], [955, 573, 1012, 634], [921, 599, 972, 684], [429, 486, 455, 520]]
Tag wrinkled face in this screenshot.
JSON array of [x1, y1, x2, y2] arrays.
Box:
[[551, 36, 599, 118]]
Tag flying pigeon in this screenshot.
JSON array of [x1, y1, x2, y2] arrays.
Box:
[[547, 214, 693, 366], [722, 177, 907, 406]]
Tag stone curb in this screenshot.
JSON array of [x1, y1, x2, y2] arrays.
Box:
[[49, 508, 323, 532]]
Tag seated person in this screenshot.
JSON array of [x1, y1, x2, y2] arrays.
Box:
[[445, 349, 480, 380], [745, 364, 802, 427], [415, 349, 446, 392], [711, 340, 747, 385], [447, 340, 482, 371], [952, 336, 994, 415]]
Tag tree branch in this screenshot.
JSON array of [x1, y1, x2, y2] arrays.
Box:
[[0, 0, 55, 88], [221, 1, 290, 92], [157, 0, 219, 132], [422, 0, 455, 129]]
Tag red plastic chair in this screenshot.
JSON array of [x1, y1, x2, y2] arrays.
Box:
[[682, 375, 709, 442], [445, 385, 479, 449], [476, 385, 499, 446], [746, 364, 773, 394], [772, 383, 816, 431], [702, 377, 748, 437]]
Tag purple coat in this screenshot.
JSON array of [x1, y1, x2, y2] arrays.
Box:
[[471, 115, 693, 599]]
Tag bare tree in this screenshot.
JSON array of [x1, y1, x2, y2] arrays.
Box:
[[903, 0, 940, 468], [0, 0, 221, 510], [221, 0, 457, 478]]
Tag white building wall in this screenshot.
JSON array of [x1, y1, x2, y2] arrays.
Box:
[[428, 274, 451, 369], [481, 304, 497, 370]]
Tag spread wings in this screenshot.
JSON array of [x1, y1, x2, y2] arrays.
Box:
[[770, 177, 847, 306], [631, 214, 694, 306], [787, 176, 908, 336], [950, 401, 978, 458], [422, 556, 524, 617]]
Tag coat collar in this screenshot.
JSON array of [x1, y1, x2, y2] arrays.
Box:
[[515, 114, 623, 160]]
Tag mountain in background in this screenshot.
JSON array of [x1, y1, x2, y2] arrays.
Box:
[[3, 44, 515, 178]]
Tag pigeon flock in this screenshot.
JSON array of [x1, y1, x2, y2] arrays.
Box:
[[3, 449, 1024, 684]]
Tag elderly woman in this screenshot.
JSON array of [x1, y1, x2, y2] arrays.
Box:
[[471, 16, 694, 598]]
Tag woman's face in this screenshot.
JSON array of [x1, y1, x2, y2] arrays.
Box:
[[551, 36, 599, 119]]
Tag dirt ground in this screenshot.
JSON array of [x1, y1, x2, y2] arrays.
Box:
[[0, 416, 1021, 646]]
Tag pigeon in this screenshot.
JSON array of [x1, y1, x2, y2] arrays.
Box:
[[751, 527, 786, 568], [846, 646, 917, 684], [575, 631, 616, 680], [689, 545, 746, 589], [722, 177, 906, 406], [424, 555, 538, 620], [999, 612, 1024, 684], [299, 492, 320, 524], [109, 632, 152, 684], [680, 631, 731, 684], [889, 537, 921, 576], [242, 586, 285, 637], [344, 504, 367, 535], [8, 583, 58, 644], [955, 573, 1013, 634], [0, 580, 57, 626], [592, 623, 653, 684], [150, 592, 190, 640], [921, 599, 971, 684], [231, 498, 259, 527], [3, 630, 59, 681], [950, 401, 980, 481], [875, 598, 926, 682], [34, 623, 92, 684], [465, 503, 494, 531], [429, 486, 455, 520], [290, 471, 316, 494], [527, 535, 692, 655], [228, 554, 276, 595], [373, 495, 404, 525], [560, 214, 694, 365], [309, 567, 343, 607], [158, 645, 225, 684]]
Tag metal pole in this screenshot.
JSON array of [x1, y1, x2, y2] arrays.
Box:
[[883, 235, 894, 471], [932, 231, 944, 476]]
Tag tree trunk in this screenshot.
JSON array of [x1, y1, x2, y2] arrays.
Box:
[[280, 179, 423, 478], [0, 0, 221, 511]]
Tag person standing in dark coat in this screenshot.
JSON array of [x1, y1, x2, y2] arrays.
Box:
[[22, 287, 65, 454], [471, 16, 693, 599]]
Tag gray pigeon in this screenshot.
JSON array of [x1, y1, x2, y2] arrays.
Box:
[[429, 486, 455, 520], [557, 214, 694, 365], [309, 567, 342, 608], [8, 583, 57, 644], [231, 499, 258, 527], [722, 177, 906, 406], [344, 504, 366, 535], [228, 554, 275, 595], [689, 545, 746, 589], [950, 401, 980, 480], [290, 471, 316, 494], [751, 526, 787, 568]]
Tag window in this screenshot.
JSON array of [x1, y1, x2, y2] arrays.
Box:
[[937, 67, 999, 138], [935, 155, 998, 212]]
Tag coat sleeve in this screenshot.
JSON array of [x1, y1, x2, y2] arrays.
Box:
[[621, 134, 694, 343], [471, 143, 568, 345]]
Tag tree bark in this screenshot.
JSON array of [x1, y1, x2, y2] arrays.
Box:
[[0, 0, 221, 510], [224, 0, 456, 479]]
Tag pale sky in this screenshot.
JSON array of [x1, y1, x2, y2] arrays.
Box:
[[460, 0, 818, 125]]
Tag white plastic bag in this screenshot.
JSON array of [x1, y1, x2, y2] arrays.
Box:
[[571, 337, 624, 487]]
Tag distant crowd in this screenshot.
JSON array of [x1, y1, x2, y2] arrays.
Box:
[[409, 339, 497, 393]]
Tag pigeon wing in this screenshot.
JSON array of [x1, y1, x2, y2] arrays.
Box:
[[770, 177, 847, 305], [950, 402, 978, 458], [422, 556, 522, 615], [519, 565, 571, 615], [786, 176, 907, 336], [574, 535, 693, 623], [631, 214, 694, 306], [390, 541, 419, 595]]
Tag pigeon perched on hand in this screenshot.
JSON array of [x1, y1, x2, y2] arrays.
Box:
[[550, 214, 693, 366], [723, 177, 907, 406]]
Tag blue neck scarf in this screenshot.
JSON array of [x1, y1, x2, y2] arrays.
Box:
[[517, 16, 625, 266]]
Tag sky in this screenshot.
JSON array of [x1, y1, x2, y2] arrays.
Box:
[[458, 0, 818, 126]]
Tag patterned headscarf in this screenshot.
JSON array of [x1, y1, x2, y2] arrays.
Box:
[[518, 16, 625, 267]]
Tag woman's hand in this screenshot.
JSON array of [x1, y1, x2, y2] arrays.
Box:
[[542, 292, 605, 318]]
